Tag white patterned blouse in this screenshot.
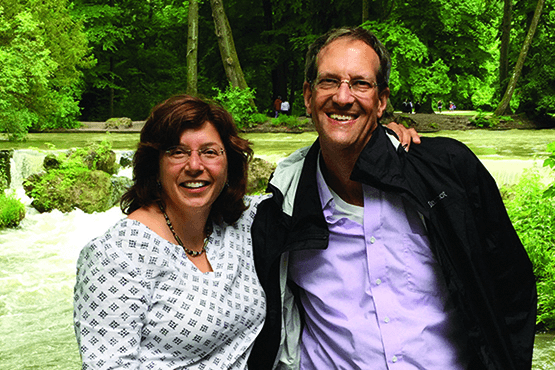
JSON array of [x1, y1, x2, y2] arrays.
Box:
[[73, 195, 267, 370]]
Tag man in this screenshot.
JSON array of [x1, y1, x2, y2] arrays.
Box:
[[249, 27, 536, 370]]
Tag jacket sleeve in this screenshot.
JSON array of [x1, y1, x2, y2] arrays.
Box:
[[454, 143, 537, 369]]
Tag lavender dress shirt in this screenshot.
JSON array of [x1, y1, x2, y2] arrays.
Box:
[[288, 156, 469, 369]]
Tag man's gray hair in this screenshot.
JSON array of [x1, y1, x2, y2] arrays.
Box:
[[304, 27, 391, 94]]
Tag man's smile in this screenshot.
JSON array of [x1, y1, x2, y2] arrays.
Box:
[[328, 113, 358, 121]]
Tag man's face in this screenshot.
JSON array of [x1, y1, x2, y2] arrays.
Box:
[[304, 38, 389, 154]]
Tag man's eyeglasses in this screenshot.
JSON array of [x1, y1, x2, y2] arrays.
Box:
[[164, 145, 225, 164], [314, 78, 378, 96]]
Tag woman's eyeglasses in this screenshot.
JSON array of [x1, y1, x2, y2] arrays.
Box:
[[164, 145, 225, 164]]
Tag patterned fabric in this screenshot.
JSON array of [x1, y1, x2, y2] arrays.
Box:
[[74, 196, 267, 370]]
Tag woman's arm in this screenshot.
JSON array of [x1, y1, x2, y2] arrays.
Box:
[[74, 238, 150, 369]]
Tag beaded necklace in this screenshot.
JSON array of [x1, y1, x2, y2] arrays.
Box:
[[158, 202, 211, 257]]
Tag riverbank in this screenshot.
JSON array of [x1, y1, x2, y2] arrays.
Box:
[[66, 111, 552, 134]]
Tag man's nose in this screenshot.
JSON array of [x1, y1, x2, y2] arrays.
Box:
[[333, 81, 356, 105]]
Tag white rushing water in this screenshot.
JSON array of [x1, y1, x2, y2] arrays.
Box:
[[1, 149, 554, 369]]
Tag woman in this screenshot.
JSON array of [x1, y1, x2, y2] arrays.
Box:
[[73, 95, 267, 369]]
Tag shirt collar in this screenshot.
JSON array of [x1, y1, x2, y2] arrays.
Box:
[[316, 151, 334, 211]]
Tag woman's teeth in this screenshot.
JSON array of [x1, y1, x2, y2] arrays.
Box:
[[183, 181, 206, 189]]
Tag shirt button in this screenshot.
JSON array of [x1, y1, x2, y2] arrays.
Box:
[[370, 236, 376, 244], [392, 356, 398, 363], [376, 279, 382, 285], [384, 317, 390, 323]]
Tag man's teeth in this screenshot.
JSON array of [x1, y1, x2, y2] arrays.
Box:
[[183, 182, 205, 189], [330, 114, 355, 121]]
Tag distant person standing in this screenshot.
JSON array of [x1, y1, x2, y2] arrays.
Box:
[[281, 100, 291, 115], [437, 100, 443, 113], [274, 96, 283, 117], [414, 100, 421, 113]]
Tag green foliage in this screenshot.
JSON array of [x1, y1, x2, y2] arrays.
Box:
[[249, 113, 269, 125], [502, 166, 555, 329], [0, 190, 26, 228], [470, 111, 497, 128], [543, 141, 555, 198], [212, 85, 257, 130], [71, 0, 190, 120], [270, 114, 308, 129], [0, 0, 91, 141], [66, 139, 119, 175]]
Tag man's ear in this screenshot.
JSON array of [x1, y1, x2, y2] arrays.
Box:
[[303, 81, 313, 115], [377, 87, 390, 119]]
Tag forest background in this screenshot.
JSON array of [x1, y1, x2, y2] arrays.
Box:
[[1, 0, 555, 141]]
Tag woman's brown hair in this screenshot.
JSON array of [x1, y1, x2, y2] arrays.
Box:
[[120, 94, 253, 225]]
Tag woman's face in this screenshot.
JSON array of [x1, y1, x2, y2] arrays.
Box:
[[158, 121, 228, 217]]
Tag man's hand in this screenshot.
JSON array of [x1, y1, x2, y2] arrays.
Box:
[[385, 122, 421, 151]]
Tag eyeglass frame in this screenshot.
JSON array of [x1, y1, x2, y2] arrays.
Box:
[[163, 145, 226, 164], [311, 77, 379, 97]]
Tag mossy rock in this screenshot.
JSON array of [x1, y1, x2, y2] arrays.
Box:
[[27, 169, 113, 214], [43, 154, 61, 170], [0, 150, 13, 191], [119, 151, 134, 168], [247, 157, 276, 194], [105, 117, 133, 129], [110, 176, 133, 207], [67, 146, 119, 175]]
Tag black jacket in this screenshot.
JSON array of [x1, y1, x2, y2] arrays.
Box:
[[249, 126, 537, 370]]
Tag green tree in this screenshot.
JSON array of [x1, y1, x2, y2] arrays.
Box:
[[0, 0, 91, 141], [72, 0, 190, 120]]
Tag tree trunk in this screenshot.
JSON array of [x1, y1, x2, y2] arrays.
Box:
[[495, 0, 545, 116], [499, 0, 512, 96], [186, 0, 199, 96], [362, 0, 369, 23], [109, 56, 114, 118], [209, 0, 256, 109]]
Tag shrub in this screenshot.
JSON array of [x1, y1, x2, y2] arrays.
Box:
[[250, 113, 269, 125], [270, 115, 309, 129], [502, 166, 555, 330], [213, 85, 257, 130], [0, 191, 26, 228], [543, 141, 555, 198], [470, 111, 497, 128]]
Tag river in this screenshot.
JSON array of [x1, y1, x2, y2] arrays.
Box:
[[1, 130, 554, 368]]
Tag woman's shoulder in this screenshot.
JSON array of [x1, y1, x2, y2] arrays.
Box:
[[80, 217, 171, 261]]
